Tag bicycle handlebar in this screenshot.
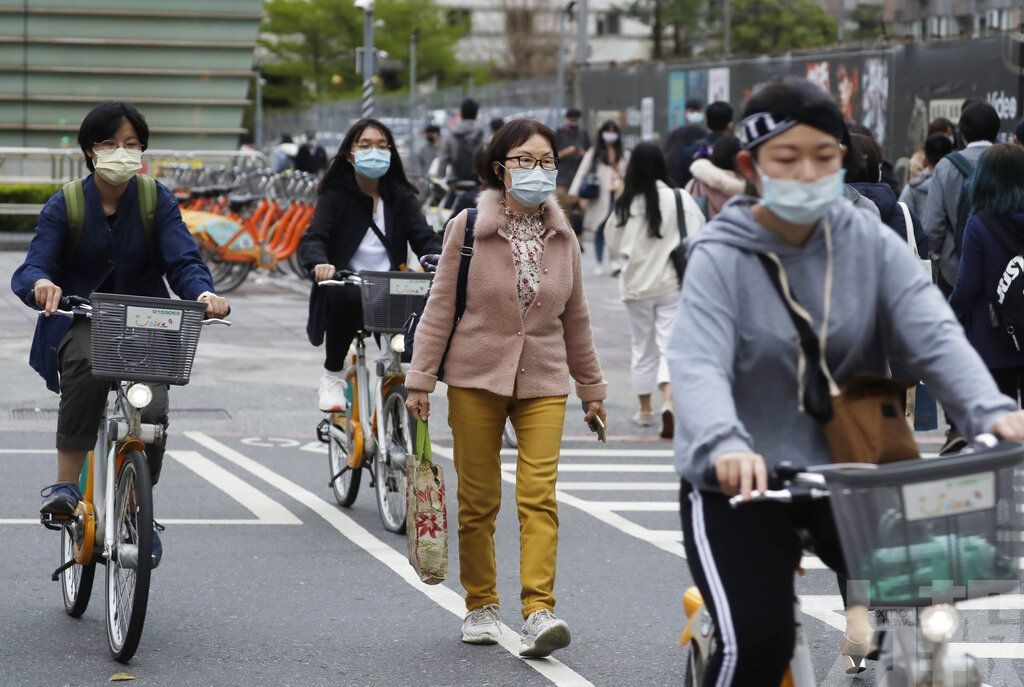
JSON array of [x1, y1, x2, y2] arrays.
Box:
[[48, 296, 231, 322], [314, 269, 362, 287]]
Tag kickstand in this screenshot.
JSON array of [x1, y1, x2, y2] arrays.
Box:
[[328, 466, 349, 487], [51, 559, 75, 582]]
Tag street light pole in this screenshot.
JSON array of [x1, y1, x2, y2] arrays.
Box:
[[254, 65, 264, 150], [556, 2, 575, 125], [574, 0, 588, 110], [723, 0, 732, 57], [409, 29, 418, 161], [355, 0, 376, 118]]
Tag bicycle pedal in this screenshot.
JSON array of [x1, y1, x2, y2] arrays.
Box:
[[40, 512, 72, 531]]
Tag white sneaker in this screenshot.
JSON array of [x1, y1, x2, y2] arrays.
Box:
[[461, 604, 500, 645], [318, 371, 347, 412], [631, 411, 654, 427], [520, 609, 571, 657]]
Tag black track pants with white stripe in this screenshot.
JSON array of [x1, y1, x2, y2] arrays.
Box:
[[679, 480, 848, 686]]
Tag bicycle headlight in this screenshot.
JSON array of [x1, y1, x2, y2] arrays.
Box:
[[126, 383, 153, 410], [391, 334, 406, 354], [920, 604, 960, 643]]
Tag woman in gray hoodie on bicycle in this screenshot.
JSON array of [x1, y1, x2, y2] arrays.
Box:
[[668, 78, 1024, 685]]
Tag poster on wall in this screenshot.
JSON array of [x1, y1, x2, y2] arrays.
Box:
[[805, 61, 830, 94], [834, 63, 861, 124], [686, 69, 708, 108], [668, 71, 687, 128], [861, 58, 889, 143], [708, 67, 730, 104], [641, 96, 655, 141]]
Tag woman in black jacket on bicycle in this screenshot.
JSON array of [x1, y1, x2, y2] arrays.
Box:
[[299, 118, 442, 412]]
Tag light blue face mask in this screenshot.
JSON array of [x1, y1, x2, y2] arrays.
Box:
[[507, 167, 557, 208], [758, 167, 846, 225], [354, 148, 391, 179]]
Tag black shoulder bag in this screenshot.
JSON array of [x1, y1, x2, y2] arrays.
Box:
[[669, 188, 689, 287]]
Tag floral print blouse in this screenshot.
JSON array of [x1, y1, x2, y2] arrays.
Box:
[[504, 204, 546, 314]]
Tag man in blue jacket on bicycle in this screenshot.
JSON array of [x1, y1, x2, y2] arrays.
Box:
[[10, 102, 228, 561]]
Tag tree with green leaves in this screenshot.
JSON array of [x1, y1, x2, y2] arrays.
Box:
[[730, 0, 836, 55], [260, 0, 468, 107], [852, 4, 886, 41], [628, 0, 704, 58]]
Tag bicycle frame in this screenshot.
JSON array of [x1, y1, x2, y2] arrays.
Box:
[[341, 333, 404, 473]]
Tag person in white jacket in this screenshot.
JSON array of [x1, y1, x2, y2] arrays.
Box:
[[606, 142, 705, 438], [568, 120, 629, 274]]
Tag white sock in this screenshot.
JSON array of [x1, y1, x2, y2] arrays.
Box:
[[323, 368, 345, 380]]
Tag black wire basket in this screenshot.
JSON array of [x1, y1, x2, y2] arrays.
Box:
[[88, 293, 208, 386], [823, 445, 1024, 607], [358, 271, 434, 334]]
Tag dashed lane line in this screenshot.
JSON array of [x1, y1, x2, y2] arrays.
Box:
[[184, 431, 596, 687]]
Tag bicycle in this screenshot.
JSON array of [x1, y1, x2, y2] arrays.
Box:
[[42, 292, 229, 662], [681, 442, 1024, 686], [314, 270, 433, 533]]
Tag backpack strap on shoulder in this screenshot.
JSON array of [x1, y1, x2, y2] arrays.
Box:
[[135, 174, 159, 261], [946, 152, 973, 178], [61, 179, 85, 265], [437, 208, 476, 380]]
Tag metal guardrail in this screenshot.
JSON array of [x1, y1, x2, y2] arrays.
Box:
[[0, 147, 269, 215]]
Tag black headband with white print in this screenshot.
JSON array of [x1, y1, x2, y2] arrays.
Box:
[[739, 106, 848, 151]]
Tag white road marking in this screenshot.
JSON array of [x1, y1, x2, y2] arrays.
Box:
[[167, 451, 302, 525], [185, 432, 596, 687], [502, 448, 674, 458], [0, 518, 295, 526], [0, 449, 51, 454], [299, 441, 329, 454], [556, 481, 678, 491], [586, 501, 679, 512], [240, 437, 302, 448], [504, 463, 675, 473]]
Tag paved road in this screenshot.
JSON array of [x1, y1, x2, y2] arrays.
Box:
[[0, 250, 1021, 687]]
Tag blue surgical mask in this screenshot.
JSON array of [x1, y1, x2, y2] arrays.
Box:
[[353, 148, 391, 179], [507, 167, 557, 208], [758, 167, 846, 225]]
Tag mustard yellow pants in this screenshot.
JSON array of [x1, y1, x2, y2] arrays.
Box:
[[447, 386, 567, 618]]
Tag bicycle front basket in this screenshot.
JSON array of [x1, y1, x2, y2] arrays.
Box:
[[358, 271, 434, 334], [823, 446, 1024, 607], [88, 292, 208, 386]]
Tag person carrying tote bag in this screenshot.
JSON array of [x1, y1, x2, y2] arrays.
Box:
[[404, 119, 607, 658]]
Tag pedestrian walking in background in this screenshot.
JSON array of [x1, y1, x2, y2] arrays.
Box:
[[846, 132, 926, 254], [950, 144, 1024, 406], [908, 117, 955, 180], [675, 101, 734, 187], [664, 98, 707, 185], [405, 118, 607, 658], [553, 107, 590, 225], [412, 124, 442, 200], [607, 142, 705, 438], [568, 119, 629, 275], [899, 132, 954, 218], [294, 129, 329, 176], [271, 133, 297, 172], [298, 118, 441, 412], [485, 116, 505, 147], [685, 133, 745, 220], [436, 98, 485, 186]]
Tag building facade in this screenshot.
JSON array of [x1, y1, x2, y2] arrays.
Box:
[[0, 0, 262, 150], [826, 0, 1022, 38]]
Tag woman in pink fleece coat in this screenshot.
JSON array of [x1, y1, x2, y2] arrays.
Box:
[[406, 119, 607, 658]]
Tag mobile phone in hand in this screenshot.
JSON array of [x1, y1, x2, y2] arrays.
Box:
[[582, 401, 607, 443]]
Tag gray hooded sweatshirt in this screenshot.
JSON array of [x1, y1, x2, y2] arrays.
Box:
[[668, 195, 1015, 491]]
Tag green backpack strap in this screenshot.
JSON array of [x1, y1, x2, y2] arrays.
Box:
[[61, 179, 85, 265], [135, 173, 158, 261]]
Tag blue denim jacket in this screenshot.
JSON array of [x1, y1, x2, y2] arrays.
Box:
[[10, 175, 214, 392]]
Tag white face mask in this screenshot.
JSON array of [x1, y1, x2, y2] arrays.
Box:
[[758, 166, 846, 225], [94, 147, 143, 185], [507, 167, 557, 207], [686, 112, 705, 124], [601, 131, 619, 144]]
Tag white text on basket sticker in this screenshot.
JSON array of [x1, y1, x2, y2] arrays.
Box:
[[902, 471, 996, 522], [390, 279, 431, 296], [126, 306, 182, 332]]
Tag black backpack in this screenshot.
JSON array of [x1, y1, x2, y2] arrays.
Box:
[[946, 152, 976, 254], [980, 211, 1024, 351], [451, 129, 483, 182], [403, 209, 477, 371]]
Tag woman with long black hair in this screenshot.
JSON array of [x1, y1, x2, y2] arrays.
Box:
[[568, 119, 629, 274], [606, 142, 704, 437], [299, 118, 442, 411]]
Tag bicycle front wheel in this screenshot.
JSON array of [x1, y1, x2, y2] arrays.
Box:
[[60, 522, 95, 617], [328, 416, 361, 507], [106, 450, 153, 663], [375, 386, 412, 533]]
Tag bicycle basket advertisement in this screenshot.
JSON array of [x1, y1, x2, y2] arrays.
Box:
[[358, 271, 434, 334], [88, 293, 208, 386], [824, 446, 1024, 607]]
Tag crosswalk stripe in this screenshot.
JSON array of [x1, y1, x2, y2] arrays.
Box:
[[583, 501, 680, 512], [503, 463, 675, 473], [503, 448, 674, 458], [556, 481, 678, 491]]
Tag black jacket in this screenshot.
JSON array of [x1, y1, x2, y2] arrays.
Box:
[[298, 174, 442, 345], [849, 181, 927, 257]]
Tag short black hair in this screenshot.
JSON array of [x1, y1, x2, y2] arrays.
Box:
[[479, 119, 557, 191], [489, 117, 505, 133], [924, 132, 954, 168], [959, 102, 1001, 144], [685, 98, 703, 111], [565, 107, 582, 119], [705, 101, 734, 132], [77, 102, 149, 172], [460, 98, 479, 120], [425, 124, 441, 134], [710, 134, 741, 172], [928, 117, 955, 136]]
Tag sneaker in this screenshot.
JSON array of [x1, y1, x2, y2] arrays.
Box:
[[461, 604, 500, 645], [609, 260, 622, 277], [40, 482, 82, 517], [519, 609, 571, 658], [631, 411, 654, 427], [660, 406, 674, 440], [318, 371, 347, 412], [151, 520, 165, 569], [939, 429, 968, 456]]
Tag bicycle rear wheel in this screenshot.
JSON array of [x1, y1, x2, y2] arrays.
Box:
[[106, 450, 153, 663], [376, 386, 412, 533], [60, 523, 95, 617], [328, 416, 361, 507]]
